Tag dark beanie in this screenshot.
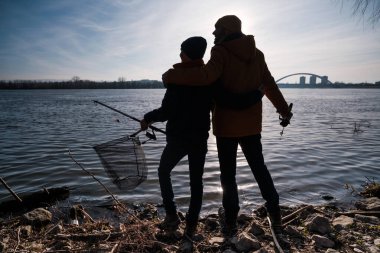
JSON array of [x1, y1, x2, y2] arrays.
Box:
[[180, 36, 207, 60], [215, 15, 241, 33]]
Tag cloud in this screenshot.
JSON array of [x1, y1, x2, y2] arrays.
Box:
[[0, 0, 379, 82]]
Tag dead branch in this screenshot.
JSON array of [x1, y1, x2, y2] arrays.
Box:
[[68, 149, 142, 223], [13, 227, 21, 253], [0, 177, 22, 203], [338, 210, 380, 218], [55, 232, 125, 241], [282, 205, 313, 223]]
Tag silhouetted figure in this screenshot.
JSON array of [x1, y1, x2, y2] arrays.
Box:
[[163, 15, 293, 236]]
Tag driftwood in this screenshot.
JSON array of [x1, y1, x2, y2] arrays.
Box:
[[0, 177, 22, 203], [55, 232, 125, 241], [282, 205, 313, 223], [68, 150, 142, 223], [338, 210, 380, 218], [68, 150, 124, 209], [0, 186, 70, 214]]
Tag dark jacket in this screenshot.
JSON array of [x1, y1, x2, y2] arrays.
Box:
[[163, 34, 289, 137], [144, 59, 212, 143]]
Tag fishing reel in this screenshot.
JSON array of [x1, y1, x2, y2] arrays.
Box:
[[130, 128, 157, 144], [279, 103, 293, 127]]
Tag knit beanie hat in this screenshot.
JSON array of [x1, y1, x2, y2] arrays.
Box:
[[215, 15, 242, 33], [180, 36, 207, 60]]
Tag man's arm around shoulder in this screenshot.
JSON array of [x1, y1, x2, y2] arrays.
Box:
[[162, 47, 225, 86]]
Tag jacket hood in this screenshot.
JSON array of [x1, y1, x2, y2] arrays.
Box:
[[219, 35, 256, 63], [173, 59, 204, 69]]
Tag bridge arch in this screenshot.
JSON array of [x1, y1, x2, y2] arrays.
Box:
[[275, 73, 333, 84]]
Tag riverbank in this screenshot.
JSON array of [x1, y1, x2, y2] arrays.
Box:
[[1, 182, 379, 253]]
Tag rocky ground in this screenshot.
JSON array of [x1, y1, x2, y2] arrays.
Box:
[[0, 183, 379, 253]]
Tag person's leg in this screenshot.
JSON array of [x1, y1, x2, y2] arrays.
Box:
[[158, 141, 187, 226], [239, 134, 280, 214], [216, 137, 240, 228], [186, 139, 207, 236]]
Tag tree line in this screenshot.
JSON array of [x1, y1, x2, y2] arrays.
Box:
[[0, 79, 164, 89]]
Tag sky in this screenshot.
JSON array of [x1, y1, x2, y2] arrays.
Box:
[[0, 0, 379, 83]]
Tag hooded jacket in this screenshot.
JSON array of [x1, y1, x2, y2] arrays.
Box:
[[163, 34, 289, 137], [144, 59, 212, 143]]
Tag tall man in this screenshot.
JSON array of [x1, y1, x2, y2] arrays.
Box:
[[162, 15, 292, 235]]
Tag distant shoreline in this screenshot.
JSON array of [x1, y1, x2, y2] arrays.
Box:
[[277, 83, 380, 89], [0, 80, 379, 89]]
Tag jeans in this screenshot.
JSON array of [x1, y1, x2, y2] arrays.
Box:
[[216, 134, 280, 223], [158, 138, 207, 224]]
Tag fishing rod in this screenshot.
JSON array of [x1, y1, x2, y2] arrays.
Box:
[[93, 100, 166, 135]]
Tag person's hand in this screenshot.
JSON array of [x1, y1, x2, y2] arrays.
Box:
[[140, 119, 149, 130], [280, 103, 293, 127]]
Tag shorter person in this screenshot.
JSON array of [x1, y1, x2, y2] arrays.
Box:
[[140, 36, 212, 240]]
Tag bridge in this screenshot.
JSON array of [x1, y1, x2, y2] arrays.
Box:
[[275, 72, 333, 84]]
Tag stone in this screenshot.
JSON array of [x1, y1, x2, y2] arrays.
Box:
[[222, 249, 237, 253], [325, 249, 339, 253], [284, 225, 303, 238], [353, 248, 365, 253], [369, 245, 380, 253], [0, 242, 6, 252], [253, 248, 269, 253], [312, 234, 335, 248], [362, 235, 373, 241], [232, 232, 261, 252], [306, 215, 332, 235], [209, 237, 225, 245], [238, 213, 253, 223], [374, 238, 380, 247], [248, 222, 265, 236], [332, 215, 354, 230], [355, 197, 380, 211], [204, 217, 219, 231], [22, 208, 52, 227], [29, 242, 44, 252], [20, 225, 33, 237], [354, 214, 380, 225]]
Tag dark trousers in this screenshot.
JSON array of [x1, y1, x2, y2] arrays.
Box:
[[158, 138, 207, 224], [216, 134, 280, 223]]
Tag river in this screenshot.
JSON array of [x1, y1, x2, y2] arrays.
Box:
[[0, 89, 379, 215]]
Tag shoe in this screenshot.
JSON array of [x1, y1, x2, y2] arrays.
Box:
[[268, 211, 282, 234], [221, 222, 238, 237], [179, 236, 193, 253], [158, 213, 180, 230], [218, 207, 237, 237]]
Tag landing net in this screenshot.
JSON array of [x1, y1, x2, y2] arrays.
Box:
[[93, 136, 147, 190]]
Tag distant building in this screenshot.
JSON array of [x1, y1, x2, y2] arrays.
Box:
[[300, 76, 306, 85], [321, 76, 329, 85], [310, 75, 317, 85]]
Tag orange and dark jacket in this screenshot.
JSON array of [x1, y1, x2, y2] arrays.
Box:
[[163, 34, 289, 137]]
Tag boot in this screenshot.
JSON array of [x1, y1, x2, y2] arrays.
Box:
[[218, 207, 238, 237], [158, 213, 180, 230], [179, 236, 193, 253]]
